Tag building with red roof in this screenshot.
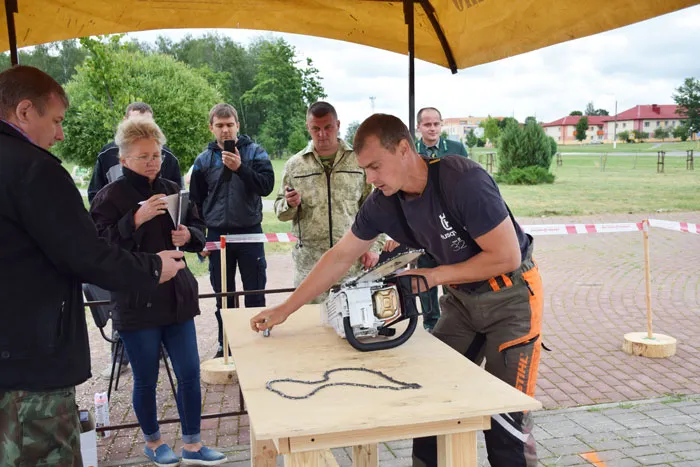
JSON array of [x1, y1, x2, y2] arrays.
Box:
[[543, 105, 688, 144]]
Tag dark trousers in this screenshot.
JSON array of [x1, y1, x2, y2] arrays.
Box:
[[413, 261, 543, 467], [207, 226, 267, 347]]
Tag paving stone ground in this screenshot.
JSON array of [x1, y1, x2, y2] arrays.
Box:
[[77, 211, 700, 466]]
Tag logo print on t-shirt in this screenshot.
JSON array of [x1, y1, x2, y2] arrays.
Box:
[[439, 213, 457, 241], [439, 213, 453, 232]]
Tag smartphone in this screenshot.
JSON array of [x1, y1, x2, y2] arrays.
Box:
[[223, 139, 236, 153]]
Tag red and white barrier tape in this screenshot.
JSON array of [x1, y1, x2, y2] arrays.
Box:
[[648, 219, 700, 235], [201, 219, 698, 249], [204, 233, 298, 251], [522, 222, 643, 236]]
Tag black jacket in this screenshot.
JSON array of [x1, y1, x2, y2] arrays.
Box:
[[190, 136, 274, 230], [0, 121, 162, 391], [90, 168, 205, 331], [87, 142, 182, 203]]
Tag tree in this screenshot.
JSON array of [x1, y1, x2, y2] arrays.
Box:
[[575, 117, 588, 142], [569, 110, 583, 116], [583, 102, 609, 117], [465, 129, 478, 148], [479, 116, 500, 147], [548, 136, 558, 158], [524, 116, 537, 125], [345, 121, 361, 145], [242, 38, 326, 157], [497, 117, 518, 130], [632, 130, 649, 142], [56, 36, 221, 170], [1, 40, 87, 84], [654, 127, 670, 141], [497, 119, 554, 184], [287, 127, 308, 154], [617, 130, 630, 142], [673, 77, 700, 135], [673, 122, 690, 141], [156, 33, 259, 134]]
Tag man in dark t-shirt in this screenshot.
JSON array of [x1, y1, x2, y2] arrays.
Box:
[[250, 114, 543, 467]]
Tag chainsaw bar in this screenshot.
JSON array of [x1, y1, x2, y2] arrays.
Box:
[[351, 249, 424, 284]]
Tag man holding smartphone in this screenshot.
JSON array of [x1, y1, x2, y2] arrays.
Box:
[[190, 103, 274, 358], [274, 101, 383, 304]]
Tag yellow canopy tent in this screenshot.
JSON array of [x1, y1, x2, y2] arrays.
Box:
[[2, 0, 698, 127], [2, 0, 698, 69]]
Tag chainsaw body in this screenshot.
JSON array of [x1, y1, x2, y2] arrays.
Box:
[[321, 250, 427, 351]]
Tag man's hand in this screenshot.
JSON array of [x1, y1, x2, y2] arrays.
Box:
[[157, 250, 185, 283], [199, 249, 211, 258], [250, 305, 292, 332], [383, 240, 400, 252], [284, 185, 301, 208], [171, 225, 191, 247], [396, 268, 436, 294], [135, 194, 168, 229], [360, 251, 379, 269], [222, 147, 241, 172]]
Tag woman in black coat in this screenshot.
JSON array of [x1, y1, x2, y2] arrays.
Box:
[[90, 117, 226, 466]]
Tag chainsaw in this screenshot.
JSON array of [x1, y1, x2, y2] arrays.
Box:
[[321, 249, 430, 352]]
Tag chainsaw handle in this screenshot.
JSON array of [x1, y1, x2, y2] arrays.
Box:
[[343, 315, 418, 352]]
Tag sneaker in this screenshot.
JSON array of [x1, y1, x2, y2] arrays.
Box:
[[181, 446, 227, 465], [144, 444, 180, 466]]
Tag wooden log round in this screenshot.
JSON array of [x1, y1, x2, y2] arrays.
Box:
[[201, 357, 238, 385], [622, 332, 677, 358]]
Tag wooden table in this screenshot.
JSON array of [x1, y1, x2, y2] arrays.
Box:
[[222, 305, 541, 466]]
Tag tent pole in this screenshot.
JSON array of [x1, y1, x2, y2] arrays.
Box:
[[404, 0, 415, 139], [4, 0, 18, 65]]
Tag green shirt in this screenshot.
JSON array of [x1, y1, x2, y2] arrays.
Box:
[[415, 136, 469, 159]]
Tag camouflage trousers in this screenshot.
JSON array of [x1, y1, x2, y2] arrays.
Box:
[[0, 387, 82, 466], [292, 243, 363, 304]]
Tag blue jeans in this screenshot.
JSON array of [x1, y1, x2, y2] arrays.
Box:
[[207, 227, 267, 347], [119, 320, 201, 444]]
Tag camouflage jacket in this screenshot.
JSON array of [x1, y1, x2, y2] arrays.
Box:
[[275, 139, 383, 255]]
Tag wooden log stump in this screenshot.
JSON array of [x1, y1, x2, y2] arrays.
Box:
[[201, 357, 238, 385], [622, 332, 676, 358]]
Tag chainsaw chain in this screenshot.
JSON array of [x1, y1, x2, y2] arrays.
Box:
[[266, 367, 421, 400]]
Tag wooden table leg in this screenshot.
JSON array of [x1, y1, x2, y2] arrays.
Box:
[[437, 431, 477, 467], [352, 444, 378, 467], [250, 423, 277, 467], [284, 449, 337, 467]]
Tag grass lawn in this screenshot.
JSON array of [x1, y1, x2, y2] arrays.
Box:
[[469, 141, 698, 155], [501, 155, 699, 217], [73, 153, 699, 276]]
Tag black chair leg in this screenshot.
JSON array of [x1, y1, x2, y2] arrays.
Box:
[[161, 345, 177, 400], [107, 339, 122, 401], [114, 341, 126, 393]]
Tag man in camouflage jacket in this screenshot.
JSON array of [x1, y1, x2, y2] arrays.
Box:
[[275, 102, 383, 303]]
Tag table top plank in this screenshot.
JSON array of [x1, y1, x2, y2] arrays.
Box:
[[222, 306, 541, 441]]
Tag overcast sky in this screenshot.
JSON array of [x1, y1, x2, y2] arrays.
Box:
[[129, 5, 700, 136]]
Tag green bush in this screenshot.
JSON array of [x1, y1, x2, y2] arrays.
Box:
[[495, 166, 555, 185], [548, 136, 558, 159], [497, 119, 553, 176]]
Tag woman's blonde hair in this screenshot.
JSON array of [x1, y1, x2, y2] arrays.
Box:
[[115, 117, 166, 158]]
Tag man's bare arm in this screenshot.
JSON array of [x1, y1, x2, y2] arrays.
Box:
[[250, 231, 375, 331]]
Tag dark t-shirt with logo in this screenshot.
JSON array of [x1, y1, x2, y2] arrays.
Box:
[[351, 156, 529, 288]]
